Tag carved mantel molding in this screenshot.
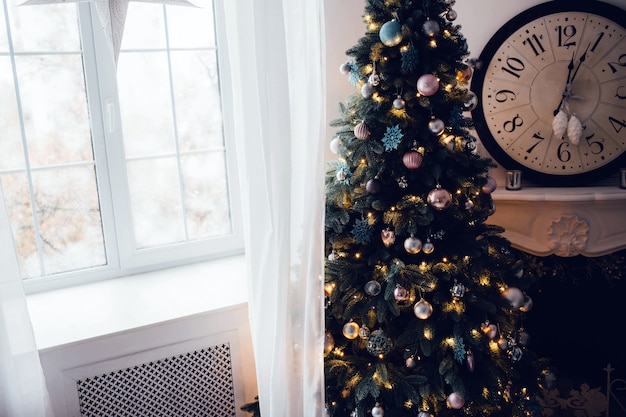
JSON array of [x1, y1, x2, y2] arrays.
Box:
[[487, 186, 626, 257]]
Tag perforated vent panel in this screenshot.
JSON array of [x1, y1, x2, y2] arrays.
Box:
[[76, 343, 236, 417]]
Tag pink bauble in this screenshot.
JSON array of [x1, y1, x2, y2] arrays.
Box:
[[394, 285, 409, 302], [402, 151, 423, 169], [366, 178, 382, 194], [417, 74, 439, 96], [427, 187, 452, 210], [447, 392, 465, 409], [481, 176, 497, 193], [466, 351, 475, 372], [354, 121, 370, 140], [481, 322, 498, 340]]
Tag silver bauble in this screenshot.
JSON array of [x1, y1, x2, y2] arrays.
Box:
[[364, 280, 382, 296], [372, 403, 385, 417], [422, 240, 435, 254], [428, 118, 445, 135], [414, 298, 433, 319], [427, 186, 453, 210], [502, 287, 525, 309], [342, 321, 360, 339], [404, 235, 422, 254], [422, 19, 440, 37], [520, 295, 534, 312], [393, 96, 406, 109], [361, 82, 375, 99], [329, 136, 340, 154]]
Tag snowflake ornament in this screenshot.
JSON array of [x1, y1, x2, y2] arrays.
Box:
[[401, 44, 419, 73], [351, 219, 374, 244], [382, 125, 404, 151]]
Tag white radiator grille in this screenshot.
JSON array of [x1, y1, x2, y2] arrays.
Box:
[[76, 343, 236, 417]]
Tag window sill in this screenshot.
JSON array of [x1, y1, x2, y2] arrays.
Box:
[[26, 254, 248, 351]]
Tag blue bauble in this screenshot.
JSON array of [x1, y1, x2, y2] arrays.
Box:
[[379, 20, 402, 47]]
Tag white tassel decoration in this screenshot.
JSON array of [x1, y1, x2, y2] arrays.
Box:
[[567, 115, 583, 146], [552, 110, 568, 139]]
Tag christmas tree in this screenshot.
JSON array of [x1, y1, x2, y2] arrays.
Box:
[[324, 1, 545, 416]]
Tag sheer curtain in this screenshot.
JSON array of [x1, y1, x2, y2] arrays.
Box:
[[0, 186, 55, 417], [223, 0, 326, 416]]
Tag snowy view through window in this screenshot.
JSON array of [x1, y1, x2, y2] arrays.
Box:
[[0, 1, 238, 284]]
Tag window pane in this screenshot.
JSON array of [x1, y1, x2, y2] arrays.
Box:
[[16, 54, 92, 167], [33, 166, 106, 275], [181, 152, 231, 240], [170, 50, 224, 151], [119, 3, 233, 251], [127, 157, 185, 248], [7, 4, 80, 52], [119, 4, 166, 50], [117, 52, 175, 158], [0, 57, 25, 172]]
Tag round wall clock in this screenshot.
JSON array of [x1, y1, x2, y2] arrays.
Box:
[[471, 0, 626, 186]]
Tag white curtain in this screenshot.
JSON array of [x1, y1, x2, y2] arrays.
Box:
[[0, 186, 55, 417], [223, 0, 326, 416]]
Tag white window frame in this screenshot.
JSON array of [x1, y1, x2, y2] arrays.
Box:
[[8, 0, 244, 293]]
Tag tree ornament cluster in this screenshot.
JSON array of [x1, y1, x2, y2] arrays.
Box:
[[325, 1, 545, 416]]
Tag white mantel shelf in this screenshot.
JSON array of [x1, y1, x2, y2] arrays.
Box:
[[487, 186, 626, 258]]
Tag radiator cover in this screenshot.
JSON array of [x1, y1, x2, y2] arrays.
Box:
[[76, 343, 236, 417]]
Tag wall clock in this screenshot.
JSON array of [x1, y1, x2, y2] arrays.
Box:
[[471, 0, 626, 186]]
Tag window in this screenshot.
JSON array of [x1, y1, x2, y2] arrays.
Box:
[[0, 0, 242, 292]]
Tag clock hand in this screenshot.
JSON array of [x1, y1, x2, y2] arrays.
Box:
[[568, 42, 590, 86], [553, 51, 575, 116]]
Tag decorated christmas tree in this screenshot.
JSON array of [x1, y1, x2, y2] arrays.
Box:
[[324, 1, 545, 416]]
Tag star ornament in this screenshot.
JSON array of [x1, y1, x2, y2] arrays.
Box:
[[20, 0, 197, 64]]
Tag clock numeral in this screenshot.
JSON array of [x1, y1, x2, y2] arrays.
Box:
[[526, 132, 544, 154], [590, 32, 605, 53], [616, 86, 626, 100], [523, 34, 546, 56], [609, 116, 626, 133], [556, 25, 577, 49], [557, 141, 571, 163], [584, 133, 604, 155], [607, 53, 626, 74], [494, 89, 517, 103], [503, 114, 523, 133], [501, 57, 525, 79]]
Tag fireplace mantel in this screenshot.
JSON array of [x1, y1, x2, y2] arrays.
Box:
[[487, 185, 626, 258]]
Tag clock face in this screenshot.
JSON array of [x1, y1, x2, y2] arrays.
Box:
[[471, 1, 626, 185]]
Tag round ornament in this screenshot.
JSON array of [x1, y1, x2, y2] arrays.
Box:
[[404, 235, 422, 254], [428, 118, 445, 135], [394, 285, 410, 302], [339, 61, 351, 74], [365, 280, 382, 296], [366, 330, 394, 356], [361, 82, 375, 99], [458, 65, 472, 83], [343, 321, 360, 339], [414, 298, 433, 319], [393, 96, 406, 109], [497, 336, 509, 350], [446, 9, 458, 21], [324, 332, 334, 355], [502, 287, 524, 309], [354, 121, 370, 140], [366, 178, 382, 194], [463, 91, 478, 112], [368, 72, 381, 86], [422, 19, 440, 36], [422, 239, 435, 254], [402, 151, 423, 169], [359, 326, 370, 339], [540, 369, 557, 390], [418, 412, 432, 417], [447, 392, 465, 409], [336, 170, 347, 182], [481, 176, 497, 193], [520, 295, 533, 312], [379, 20, 403, 46], [427, 186, 453, 210], [330, 136, 340, 154], [417, 74, 440, 96], [511, 346, 523, 362], [372, 403, 384, 417], [328, 250, 339, 261], [381, 229, 396, 248]]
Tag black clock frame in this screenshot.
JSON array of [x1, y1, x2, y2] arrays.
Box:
[[470, 0, 626, 186]]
